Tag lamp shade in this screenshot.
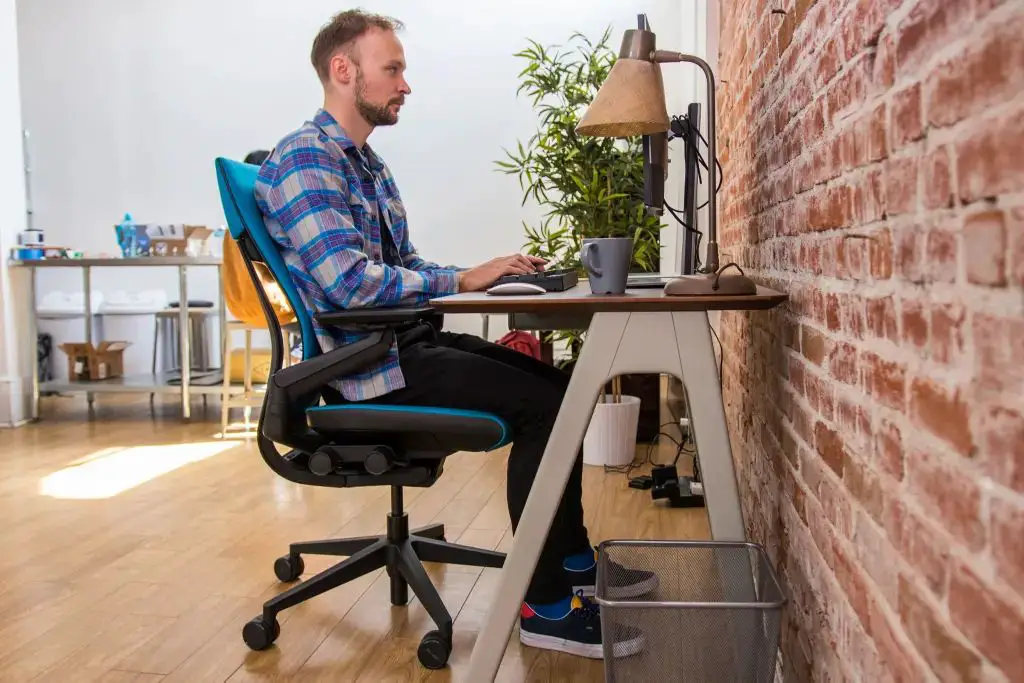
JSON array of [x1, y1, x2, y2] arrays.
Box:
[[576, 57, 670, 137]]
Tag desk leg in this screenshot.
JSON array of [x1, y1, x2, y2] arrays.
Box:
[[83, 266, 94, 411], [672, 312, 745, 540], [466, 312, 627, 681], [466, 311, 747, 681], [28, 268, 39, 420], [178, 265, 190, 420]]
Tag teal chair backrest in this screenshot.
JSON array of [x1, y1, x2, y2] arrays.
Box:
[[214, 157, 319, 361]]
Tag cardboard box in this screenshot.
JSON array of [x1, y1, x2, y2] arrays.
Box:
[[146, 224, 213, 256], [59, 341, 130, 381]]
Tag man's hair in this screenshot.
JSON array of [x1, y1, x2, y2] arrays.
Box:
[[310, 9, 403, 83]]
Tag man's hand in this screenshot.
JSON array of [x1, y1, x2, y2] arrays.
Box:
[[457, 254, 548, 292]]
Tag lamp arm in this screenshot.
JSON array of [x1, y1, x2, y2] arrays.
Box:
[[653, 50, 719, 273]]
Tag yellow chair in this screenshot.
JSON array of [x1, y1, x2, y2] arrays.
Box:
[[220, 233, 296, 436]]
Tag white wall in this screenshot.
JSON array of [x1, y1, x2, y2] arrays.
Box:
[[15, 0, 696, 379], [0, 0, 29, 426]]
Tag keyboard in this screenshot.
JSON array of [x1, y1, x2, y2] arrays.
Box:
[[492, 268, 579, 292]]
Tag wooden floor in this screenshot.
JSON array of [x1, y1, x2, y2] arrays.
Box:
[[0, 396, 709, 682]]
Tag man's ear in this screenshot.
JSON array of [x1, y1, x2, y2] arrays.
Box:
[[330, 51, 353, 85]]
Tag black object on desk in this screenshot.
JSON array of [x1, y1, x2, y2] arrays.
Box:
[[492, 267, 579, 292]]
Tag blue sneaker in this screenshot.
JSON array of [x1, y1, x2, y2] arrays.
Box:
[[519, 591, 645, 658], [564, 547, 659, 598]]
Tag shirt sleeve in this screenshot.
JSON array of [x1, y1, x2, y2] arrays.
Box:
[[262, 137, 460, 309]]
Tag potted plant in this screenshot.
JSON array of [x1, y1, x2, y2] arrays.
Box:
[[496, 28, 662, 445]]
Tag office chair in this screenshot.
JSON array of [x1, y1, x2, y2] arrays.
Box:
[[214, 157, 507, 669]]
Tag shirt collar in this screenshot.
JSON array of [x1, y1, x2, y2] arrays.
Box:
[[313, 108, 384, 173]]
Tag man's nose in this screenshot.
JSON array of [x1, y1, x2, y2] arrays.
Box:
[[399, 77, 411, 95]]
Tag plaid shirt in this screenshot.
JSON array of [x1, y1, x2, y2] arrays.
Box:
[[254, 109, 461, 401]]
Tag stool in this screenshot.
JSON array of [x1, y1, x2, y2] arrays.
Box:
[[152, 308, 217, 374]]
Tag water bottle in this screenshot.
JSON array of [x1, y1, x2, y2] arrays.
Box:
[[117, 212, 135, 257]]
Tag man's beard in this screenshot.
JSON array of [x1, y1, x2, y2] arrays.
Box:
[[355, 69, 401, 126]]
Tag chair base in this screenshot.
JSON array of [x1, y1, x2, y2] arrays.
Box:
[[241, 487, 505, 670]]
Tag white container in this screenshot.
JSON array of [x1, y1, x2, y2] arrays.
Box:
[[583, 394, 641, 467]]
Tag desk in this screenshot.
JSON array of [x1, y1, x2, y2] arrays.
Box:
[[430, 280, 787, 681], [10, 256, 224, 420]]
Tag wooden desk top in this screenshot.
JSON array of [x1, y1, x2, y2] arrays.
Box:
[[430, 280, 788, 314]]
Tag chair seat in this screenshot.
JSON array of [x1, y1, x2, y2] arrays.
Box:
[[306, 404, 511, 452]]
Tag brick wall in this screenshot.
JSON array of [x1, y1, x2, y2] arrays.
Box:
[[715, 0, 1024, 680]]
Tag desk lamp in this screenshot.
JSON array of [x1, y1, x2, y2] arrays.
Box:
[[577, 14, 757, 296]]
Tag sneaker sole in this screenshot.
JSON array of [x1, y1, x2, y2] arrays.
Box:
[[574, 573, 659, 599], [519, 629, 645, 659]]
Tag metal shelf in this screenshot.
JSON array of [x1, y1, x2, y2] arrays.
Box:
[[41, 372, 247, 396]]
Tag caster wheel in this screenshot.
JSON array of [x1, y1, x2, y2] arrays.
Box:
[[417, 629, 451, 670], [274, 554, 304, 582], [242, 616, 280, 651]]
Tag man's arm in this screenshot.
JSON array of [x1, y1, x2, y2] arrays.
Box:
[[262, 138, 460, 309]]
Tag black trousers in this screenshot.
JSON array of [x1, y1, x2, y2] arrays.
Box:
[[367, 322, 592, 603]]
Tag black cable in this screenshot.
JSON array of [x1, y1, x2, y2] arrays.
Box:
[[711, 323, 723, 387]]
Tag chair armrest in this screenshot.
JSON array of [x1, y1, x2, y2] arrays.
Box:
[[272, 329, 392, 397], [315, 305, 437, 330]]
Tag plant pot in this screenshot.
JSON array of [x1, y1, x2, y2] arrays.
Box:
[[583, 394, 642, 467]]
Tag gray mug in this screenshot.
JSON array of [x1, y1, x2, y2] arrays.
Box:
[[580, 237, 633, 295]]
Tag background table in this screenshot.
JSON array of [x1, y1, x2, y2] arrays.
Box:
[[10, 256, 225, 420], [431, 280, 787, 681]]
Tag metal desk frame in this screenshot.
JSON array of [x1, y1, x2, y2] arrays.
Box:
[[12, 256, 225, 420], [430, 281, 787, 681]]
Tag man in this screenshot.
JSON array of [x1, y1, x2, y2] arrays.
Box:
[[254, 10, 653, 659]]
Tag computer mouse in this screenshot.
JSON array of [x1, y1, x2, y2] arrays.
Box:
[[485, 282, 547, 296]]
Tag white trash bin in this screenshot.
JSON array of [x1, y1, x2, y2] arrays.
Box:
[[583, 394, 641, 467]]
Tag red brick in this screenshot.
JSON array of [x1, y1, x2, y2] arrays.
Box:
[[957, 105, 1024, 203], [874, 32, 896, 90], [896, 0, 974, 76], [825, 292, 841, 331], [931, 301, 966, 365], [828, 53, 870, 122], [874, 418, 905, 481], [909, 376, 974, 456], [898, 574, 984, 683], [867, 102, 888, 163], [866, 296, 898, 342], [891, 83, 923, 150], [866, 587, 932, 683], [869, 227, 894, 279], [885, 155, 919, 215], [814, 37, 842, 91], [886, 498, 950, 597], [991, 496, 1024, 598], [845, 456, 886, 527], [801, 325, 828, 366], [925, 12, 1024, 128], [901, 298, 929, 350], [949, 560, 1024, 681], [827, 341, 858, 385], [907, 448, 985, 551], [978, 404, 1024, 493], [965, 209, 1008, 286], [972, 314, 1024, 397], [853, 166, 887, 224], [925, 214, 959, 284], [923, 145, 954, 210], [864, 352, 906, 411], [832, 536, 871, 626], [1010, 206, 1024, 286], [815, 420, 846, 475]]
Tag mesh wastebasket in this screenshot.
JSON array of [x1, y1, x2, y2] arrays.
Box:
[[595, 540, 785, 683]]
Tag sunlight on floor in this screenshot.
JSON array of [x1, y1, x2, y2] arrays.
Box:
[[38, 441, 237, 499]]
